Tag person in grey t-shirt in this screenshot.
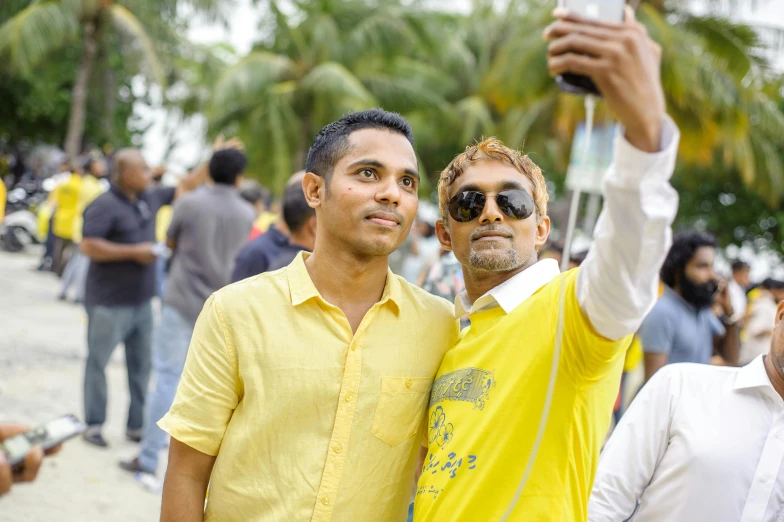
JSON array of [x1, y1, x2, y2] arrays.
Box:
[[120, 147, 255, 478], [639, 232, 740, 382]]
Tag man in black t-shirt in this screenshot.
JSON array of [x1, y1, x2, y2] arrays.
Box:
[[80, 147, 214, 447]]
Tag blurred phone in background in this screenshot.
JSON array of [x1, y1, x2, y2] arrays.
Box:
[[555, 0, 626, 96], [1, 415, 85, 468]]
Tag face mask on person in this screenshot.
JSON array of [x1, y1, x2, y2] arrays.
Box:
[[680, 273, 718, 309]]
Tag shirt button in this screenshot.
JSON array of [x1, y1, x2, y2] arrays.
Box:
[[350, 344, 357, 351], [761, 475, 771, 484], [320, 496, 330, 505], [333, 444, 343, 453], [405, 378, 413, 389], [344, 393, 354, 403], [777, 431, 784, 441]]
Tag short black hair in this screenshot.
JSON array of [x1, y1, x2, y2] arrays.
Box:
[[305, 108, 414, 180], [731, 260, 750, 273], [238, 181, 270, 206], [761, 278, 784, 290], [209, 149, 247, 185], [660, 231, 717, 288], [282, 179, 315, 233]]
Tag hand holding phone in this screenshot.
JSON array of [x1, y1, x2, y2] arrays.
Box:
[[0, 415, 84, 495], [544, 5, 666, 152]]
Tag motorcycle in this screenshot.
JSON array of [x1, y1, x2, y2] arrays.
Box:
[[1, 182, 50, 253]]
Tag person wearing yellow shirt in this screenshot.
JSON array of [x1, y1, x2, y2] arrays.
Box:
[[158, 109, 458, 522], [58, 158, 108, 303], [50, 166, 83, 277], [0, 178, 6, 225], [413, 9, 680, 521]]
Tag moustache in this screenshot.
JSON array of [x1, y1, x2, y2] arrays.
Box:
[[470, 224, 515, 241]]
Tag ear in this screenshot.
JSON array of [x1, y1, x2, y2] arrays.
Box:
[[534, 215, 551, 253], [776, 301, 784, 328], [302, 172, 323, 210], [435, 219, 453, 252]]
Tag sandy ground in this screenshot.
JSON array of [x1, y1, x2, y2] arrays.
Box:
[[0, 247, 163, 521]]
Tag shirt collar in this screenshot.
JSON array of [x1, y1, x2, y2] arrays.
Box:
[[287, 251, 401, 314], [455, 258, 561, 318], [734, 355, 779, 402]]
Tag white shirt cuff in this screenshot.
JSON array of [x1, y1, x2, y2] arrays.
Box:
[[609, 115, 679, 188]]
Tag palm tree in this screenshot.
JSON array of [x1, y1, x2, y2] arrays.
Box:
[[0, 0, 225, 160], [208, 0, 453, 190]]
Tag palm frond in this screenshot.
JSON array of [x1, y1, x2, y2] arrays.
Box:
[[209, 51, 296, 127], [0, 0, 79, 74], [109, 4, 165, 85]]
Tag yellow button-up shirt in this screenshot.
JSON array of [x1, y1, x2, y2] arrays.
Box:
[[160, 252, 458, 521]]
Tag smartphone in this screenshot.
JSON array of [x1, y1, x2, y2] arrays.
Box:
[[555, 0, 626, 96], [1, 414, 86, 467]]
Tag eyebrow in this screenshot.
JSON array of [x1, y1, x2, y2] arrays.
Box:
[[347, 159, 420, 181], [457, 180, 528, 193]]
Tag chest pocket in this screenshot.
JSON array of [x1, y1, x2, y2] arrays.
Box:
[[371, 376, 432, 447]]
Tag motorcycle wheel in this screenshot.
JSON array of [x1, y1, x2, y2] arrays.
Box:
[[1, 226, 32, 253]]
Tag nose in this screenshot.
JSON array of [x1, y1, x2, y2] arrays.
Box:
[[375, 176, 401, 207], [479, 195, 504, 225]]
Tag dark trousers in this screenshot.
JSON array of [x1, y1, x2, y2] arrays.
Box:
[[84, 301, 153, 430], [53, 236, 73, 277]]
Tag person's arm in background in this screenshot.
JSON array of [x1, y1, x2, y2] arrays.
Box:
[[588, 367, 677, 521], [174, 136, 245, 199], [713, 279, 740, 365], [158, 294, 242, 520], [546, 8, 680, 357], [80, 198, 155, 264], [639, 304, 675, 382]]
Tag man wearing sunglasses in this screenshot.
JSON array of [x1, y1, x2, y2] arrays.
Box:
[[414, 7, 680, 522]]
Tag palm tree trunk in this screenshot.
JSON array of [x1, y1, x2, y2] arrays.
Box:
[[64, 20, 99, 161]]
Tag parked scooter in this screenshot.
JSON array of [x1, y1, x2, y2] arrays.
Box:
[[1, 181, 50, 253]]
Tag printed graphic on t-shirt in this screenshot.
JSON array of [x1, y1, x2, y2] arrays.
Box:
[[418, 367, 496, 499]]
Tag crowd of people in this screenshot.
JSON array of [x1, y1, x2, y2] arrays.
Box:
[[1, 6, 782, 522]]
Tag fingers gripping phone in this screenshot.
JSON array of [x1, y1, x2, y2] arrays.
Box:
[[555, 0, 626, 96], [1, 415, 86, 468]]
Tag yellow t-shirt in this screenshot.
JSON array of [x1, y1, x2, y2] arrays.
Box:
[[155, 204, 173, 243], [0, 181, 6, 225], [414, 270, 629, 522], [71, 175, 106, 243], [159, 252, 459, 522], [51, 173, 82, 240]]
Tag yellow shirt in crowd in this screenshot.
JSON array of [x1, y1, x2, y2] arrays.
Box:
[[159, 252, 459, 522], [51, 173, 82, 240], [0, 181, 6, 225], [71, 175, 106, 243], [414, 270, 629, 522]]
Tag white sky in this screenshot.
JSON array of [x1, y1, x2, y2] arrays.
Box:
[[138, 0, 784, 172]]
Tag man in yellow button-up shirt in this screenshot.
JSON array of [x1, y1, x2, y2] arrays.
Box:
[[159, 109, 458, 522]]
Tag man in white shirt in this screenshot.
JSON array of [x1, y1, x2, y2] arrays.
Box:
[[741, 279, 784, 365], [730, 260, 751, 321], [588, 301, 784, 522]]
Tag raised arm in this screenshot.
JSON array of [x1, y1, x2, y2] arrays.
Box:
[[546, 7, 679, 343]]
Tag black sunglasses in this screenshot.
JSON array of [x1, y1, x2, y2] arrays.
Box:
[[448, 189, 536, 223]]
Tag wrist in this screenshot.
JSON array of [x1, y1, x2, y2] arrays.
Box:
[[623, 117, 663, 153]]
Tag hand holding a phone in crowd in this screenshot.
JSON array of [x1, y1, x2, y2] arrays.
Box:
[[0, 424, 61, 496], [714, 277, 735, 319], [544, 5, 665, 153]]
